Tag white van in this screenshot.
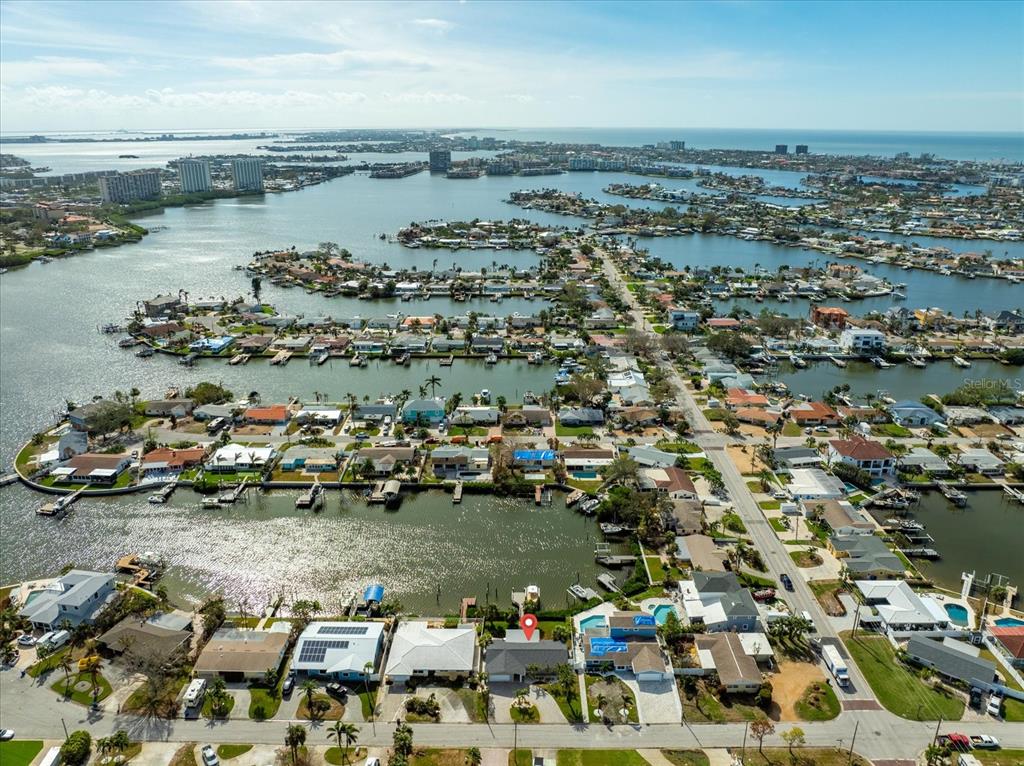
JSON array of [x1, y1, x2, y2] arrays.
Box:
[[43, 630, 70, 651], [35, 631, 56, 649], [183, 678, 207, 708], [38, 746, 62, 766], [800, 610, 817, 632]]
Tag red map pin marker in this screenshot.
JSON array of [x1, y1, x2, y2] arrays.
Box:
[[521, 613, 538, 641]]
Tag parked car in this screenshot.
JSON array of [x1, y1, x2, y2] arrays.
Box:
[[364, 758, 381, 766], [969, 687, 983, 709], [201, 745, 219, 766], [969, 734, 1000, 749], [282, 673, 295, 697], [326, 683, 348, 699], [0, 730, 15, 741], [16, 634, 36, 647], [814, 426, 830, 433], [987, 693, 1003, 718], [780, 573, 794, 591]]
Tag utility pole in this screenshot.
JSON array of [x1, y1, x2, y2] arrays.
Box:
[[848, 720, 858, 765], [852, 601, 862, 637], [933, 716, 943, 745], [61, 717, 69, 741]]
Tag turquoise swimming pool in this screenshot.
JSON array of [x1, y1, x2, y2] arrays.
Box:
[[995, 617, 1024, 627], [944, 604, 969, 626], [579, 615, 607, 632], [652, 604, 679, 625]]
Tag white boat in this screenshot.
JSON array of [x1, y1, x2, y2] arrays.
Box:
[[485, 353, 498, 365], [479, 389, 491, 403], [871, 357, 893, 369], [952, 356, 972, 368], [909, 357, 927, 368], [892, 292, 906, 300], [201, 497, 221, 509], [788, 354, 807, 369]]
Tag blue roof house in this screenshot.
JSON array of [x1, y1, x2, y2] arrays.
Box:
[[889, 400, 944, 428], [402, 398, 446, 425], [513, 449, 557, 469]]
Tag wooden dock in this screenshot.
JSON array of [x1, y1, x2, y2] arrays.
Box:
[[439, 355, 454, 367], [296, 481, 323, 509], [0, 473, 21, 488], [37, 488, 84, 516], [147, 481, 177, 504], [270, 350, 292, 366], [535, 485, 543, 505], [368, 481, 386, 504], [1003, 485, 1024, 504], [937, 481, 968, 507], [453, 481, 463, 504], [596, 555, 637, 568], [218, 478, 248, 504], [565, 489, 584, 507]]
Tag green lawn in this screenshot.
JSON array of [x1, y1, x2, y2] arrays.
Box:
[[722, 512, 747, 533], [841, 632, 964, 720], [769, 517, 789, 532], [872, 423, 913, 438], [510, 702, 540, 722], [973, 751, 1024, 766], [509, 751, 532, 766], [759, 500, 781, 511], [27, 646, 71, 677], [556, 425, 595, 437], [661, 752, 710, 766], [248, 684, 281, 720], [202, 692, 235, 719], [217, 745, 253, 759], [795, 679, 841, 721], [540, 681, 584, 723], [556, 751, 649, 766], [0, 741, 44, 766], [51, 670, 113, 705], [782, 422, 802, 437]]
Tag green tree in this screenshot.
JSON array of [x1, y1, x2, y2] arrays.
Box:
[[781, 726, 805, 754], [328, 721, 359, 764], [285, 723, 307, 764]]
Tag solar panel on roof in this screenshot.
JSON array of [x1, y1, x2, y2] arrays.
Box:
[[297, 639, 350, 663], [317, 625, 369, 636]]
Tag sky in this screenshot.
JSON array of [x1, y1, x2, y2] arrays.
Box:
[[1, 0, 1022, 134]]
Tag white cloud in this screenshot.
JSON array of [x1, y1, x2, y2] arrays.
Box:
[[211, 49, 435, 75], [411, 18, 453, 32], [2, 56, 123, 84]]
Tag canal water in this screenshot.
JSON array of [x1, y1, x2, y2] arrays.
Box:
[[0, 486, 616, 614], [1, 152, 1021, 608], [873, 491, 1024, 593]]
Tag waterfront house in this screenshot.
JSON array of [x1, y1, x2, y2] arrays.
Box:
[[353, 402, 398, 423], [638, 466, 698, 499], [905, 636, 997, 687], [295, 407, 343, 426], [942, 406, 991, 425], [626, 445, 679, 468], [485, 637, 568, 683], [503, 405, 552, 428], [97, 616, 191, 667], [889, 401, 944, 428], [694, 633, 763, 693], [804, 499, 874, 535], [352, 339, 386, 355], [431, 337, 467, 353], [292, 621, 385, 681], [270, 336, 312, 352], [679, 572, 761, 633], [608, 611, 658, 639], [828, 438, 895, 478], [194, 626, 289, 681], [985, 310, 1024, 334], [384, 621, 477, 683], [390, 333, 430, 354], [141, 447, 207, 478], [989, 627, 1024, 670], [189, 336, 235, 354], [430, 446, 491, 478], [19, 570, 116, 631], [52, 430, 89, 462], [988, 406, 1024, 426], [50, 453, 132, 485], [68, 400, 117, 431], [790, 401, 840, 427], [839, 328, 886, 355], [513, 449, 557, 470], [810, 306, 850, 330], [243, 404, 291, 426], [278, 447, 340, 473], [193, 403, 236, 422], [471, 336, 505, 354], [451, 406, 500, 425], [143, 294, 183, 318], [557, 407, 605, 427], [675, 534, 728, 572], [143, 399, 195, 419], [899, 447, 951, 475], [830, 534, 905, 578], [956, 448, 1005, 475], [725, 388, 769, 409], [207, 444, 275, 472], [402, 398, 446, 425], [562, 447, 616, 473], [352, 447, 417, 476], [854, 580, 949, 633], [787, 468, 846, 500]]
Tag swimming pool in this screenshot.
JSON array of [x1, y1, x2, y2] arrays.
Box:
[[944, 604, 969, 626], [572, 471, 598, 480], [579, 615, 607, 632], [652, 604, 679, 625], [994, 617, 1024, 627]]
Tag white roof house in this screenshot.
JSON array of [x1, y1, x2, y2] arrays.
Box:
[[787, 468, 847, 500], [292, 621, 385, 680], [855, 580, 949, 632], [208, 444, 275, 471], [384, 621, 476, 681]]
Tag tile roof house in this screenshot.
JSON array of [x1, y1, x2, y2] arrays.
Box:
[[989, 626, 1024, 669], [19, 570, 116, 630], [790, 401, 840, 426], [243, 405, 291, 425], [141, 447, 207, 477], [638, 466, 697, 498], [384, 621, 477, 683], [828, 438, 895, 477]]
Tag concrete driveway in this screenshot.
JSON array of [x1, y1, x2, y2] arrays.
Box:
[[623, 676, 682, 724], [489, 682, 567, 724]]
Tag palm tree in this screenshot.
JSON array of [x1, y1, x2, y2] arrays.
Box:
[[425, 375, 442, 398], [285, 724, 307, 764], [466, 746, 482, 766], [58, 653, 75, 695], [595, 692, 608, 722], [301, 679, 319, 715], [328, 721, 359, 764]]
